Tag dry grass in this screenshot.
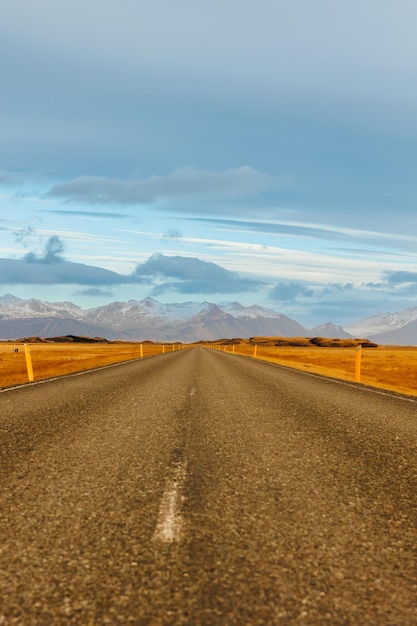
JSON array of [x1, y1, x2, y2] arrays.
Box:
[[3, 338, 417, 398], [208, 340, 417, 397], [0, 342, 184, 388]]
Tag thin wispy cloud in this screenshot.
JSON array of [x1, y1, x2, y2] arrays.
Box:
[[182, 217, 417, 248], [43, 209, 133, 219]]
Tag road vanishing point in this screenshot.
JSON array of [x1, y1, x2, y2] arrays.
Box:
[[1, 346, 417, 625]]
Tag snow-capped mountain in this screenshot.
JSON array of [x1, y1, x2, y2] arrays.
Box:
[[85, 297, 209, 328], [220, 301, 287, 319], [0, 294, 85, 320], [345, 307, 417, 345], [0, 295, 308, 342], [0, 294, 111, 339], [2, 294, 417, 344]]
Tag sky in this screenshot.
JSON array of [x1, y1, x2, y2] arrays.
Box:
[[1, 0, 417, 328]]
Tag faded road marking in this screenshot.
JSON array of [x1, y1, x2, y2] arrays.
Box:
[[153, 460, 187, 544]]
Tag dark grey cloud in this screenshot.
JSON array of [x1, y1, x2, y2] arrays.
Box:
[[133, 253, 264, 295], [0, 237, 142, 286], [46, 167, 272, 206], [0, 257, 138, 286], [24, 235, 65, 264], [270, 282, 315, 302], [0, 246, 261, 295]]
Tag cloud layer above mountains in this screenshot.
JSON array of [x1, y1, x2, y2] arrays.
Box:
[[1, 1, 417, 325]]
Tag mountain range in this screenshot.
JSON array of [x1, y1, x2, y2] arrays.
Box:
[[0, 294, 416, 345]]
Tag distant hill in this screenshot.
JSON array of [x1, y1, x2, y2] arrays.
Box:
[[309, 322, 353, 339]]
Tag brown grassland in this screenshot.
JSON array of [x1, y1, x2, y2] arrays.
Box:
[[0, 341, 179, 389], [204, 338, 417, 397], [1, 338, 417, 397]]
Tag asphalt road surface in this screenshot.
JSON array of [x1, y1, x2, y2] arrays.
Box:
[[1, 346, 417, 625]]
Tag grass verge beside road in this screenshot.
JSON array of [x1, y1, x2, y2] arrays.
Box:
[[207, 340, 417, 398], [2, 339, 417, 398], [0, 342, 172, 388]]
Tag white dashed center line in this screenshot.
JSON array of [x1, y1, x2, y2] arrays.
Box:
[[153, 459, 187, 544]]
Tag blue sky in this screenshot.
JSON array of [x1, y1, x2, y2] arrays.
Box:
[[1, 0, 417, 327]]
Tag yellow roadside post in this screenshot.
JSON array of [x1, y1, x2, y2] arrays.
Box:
[[162, 345, 165, 354], [140, 344, 144, 358], [254, 344, 257, 358], [24, 343, 35, 382], [355, 345, 362, 382], [232, 345, 235, 354]]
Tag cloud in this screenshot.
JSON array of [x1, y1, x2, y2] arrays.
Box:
[[184, 217, 347, 240], [133, 253, 264, 295], [384, 271, 417, 286], [376, 271, 417, 296], [183, 217, 409, 246], [75, 288, 114, 297], [46, 166, 272, 206], [0, 257, 138, 286], [363, 272, 417, 294], [321, 283, 354, 295], [270, 282, 315, 302], [14, 226, 35, 246], [163, 229, 182, 241], [43, 209, 132, 219], [0, 237, 142, 286], [0, 247, 261, 295], [24, 235, 65, 264]]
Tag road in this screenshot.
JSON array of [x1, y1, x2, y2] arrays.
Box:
[[1, 346, 417, 625]]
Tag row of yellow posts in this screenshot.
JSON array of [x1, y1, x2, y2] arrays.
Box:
[[21, 342, 191, 384], [210, 342, 363, 384], [21, 342, 362, 384]]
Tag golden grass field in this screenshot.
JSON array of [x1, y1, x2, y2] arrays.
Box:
[[1, 339, 417, 397], [0, 341, 182, 388], [207, 338, 417, 397]]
